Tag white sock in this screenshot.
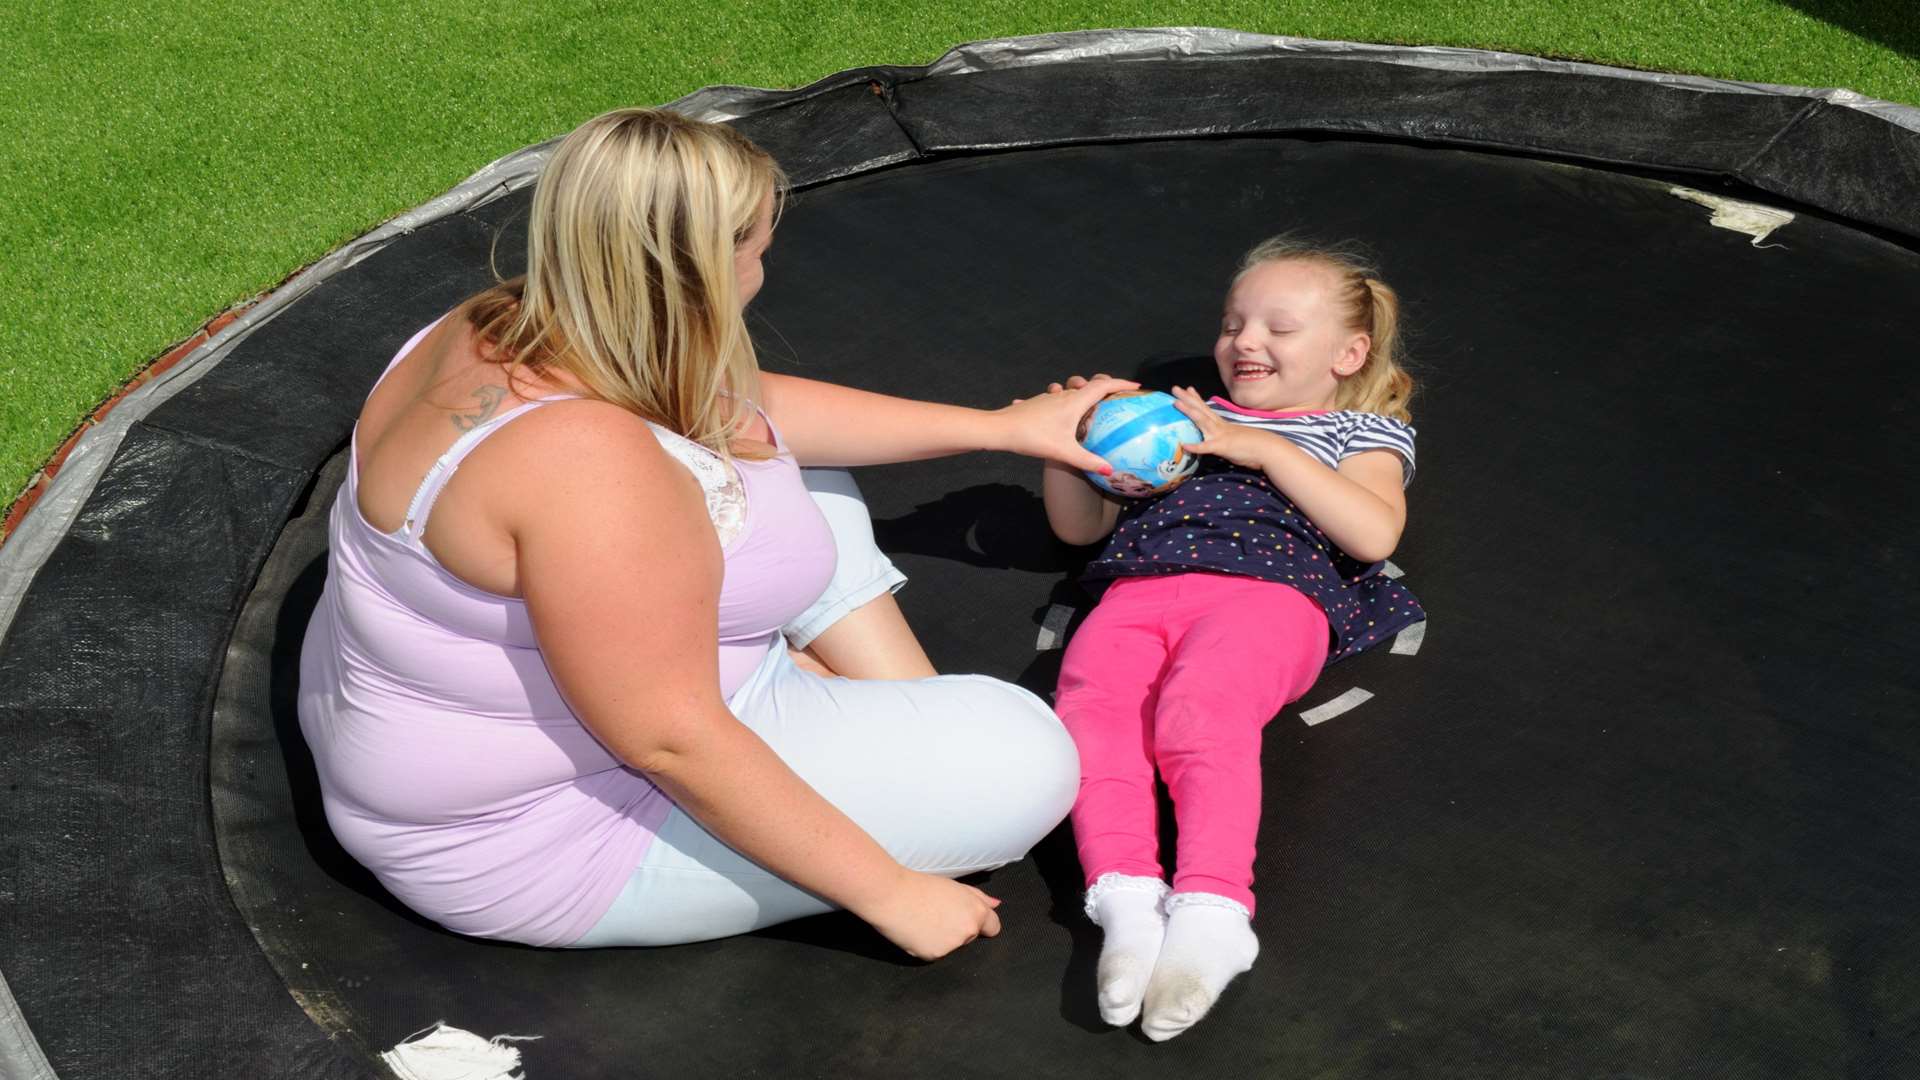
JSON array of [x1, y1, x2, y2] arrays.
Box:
[[1140, 892, 1258, 1042], [1085, 873, 1169, 1027]]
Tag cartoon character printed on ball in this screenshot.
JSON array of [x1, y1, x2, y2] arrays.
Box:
[[1076, 389, 1204, 498], [1099, 470, 1165, 498]]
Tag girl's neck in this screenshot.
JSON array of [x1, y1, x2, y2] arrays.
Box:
[[1210, 394, 1337, 419]]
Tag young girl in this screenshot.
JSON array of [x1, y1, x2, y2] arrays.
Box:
[[1040, 238, 1425, 1041]]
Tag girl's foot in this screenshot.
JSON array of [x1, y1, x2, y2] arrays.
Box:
[[1084, 873, 1169, 1026], [1140, 892, 1258, 1042]]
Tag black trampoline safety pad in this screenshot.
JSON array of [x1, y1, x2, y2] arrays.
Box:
[[2, 28, 1918, 1080]]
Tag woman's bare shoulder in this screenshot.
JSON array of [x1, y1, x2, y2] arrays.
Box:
[[479, 398, 689, 495]]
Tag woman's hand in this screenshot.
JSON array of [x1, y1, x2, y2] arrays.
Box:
[[999, 374, 1139, 475], [1028, 373, 1099, 397], [1168, 385, 1287, 471], [856, 868, 1004, 961]]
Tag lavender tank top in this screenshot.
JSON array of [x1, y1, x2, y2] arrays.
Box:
[[297, 319, 836, 946]]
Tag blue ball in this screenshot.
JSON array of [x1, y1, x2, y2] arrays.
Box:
[[1078, 390, 1203, 498]]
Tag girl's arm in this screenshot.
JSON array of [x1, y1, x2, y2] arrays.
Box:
[[1042, 459, 1123, 545], [503, 403, 999, 960], [759, 371, 1132, 474], [1255, 444, 1406, 562], [1169, 386, 1407, 562]]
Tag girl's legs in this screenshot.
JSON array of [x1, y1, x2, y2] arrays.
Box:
[[1054, 577, 1176, 1025], [1142, 574, 1328, 1041], [1152, 575, 1327, 911]]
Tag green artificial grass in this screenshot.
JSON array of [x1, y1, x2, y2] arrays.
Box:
[[2, 0, 1914, 513]]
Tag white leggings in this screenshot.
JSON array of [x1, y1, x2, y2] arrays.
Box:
[[570, 469, 1079, 947]]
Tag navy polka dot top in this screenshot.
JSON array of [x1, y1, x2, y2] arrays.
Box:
[[1082, 402, 1426, 666]]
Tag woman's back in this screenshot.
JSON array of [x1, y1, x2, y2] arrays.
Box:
[[301, 309, 847, 945], [299, 318, 675, 946]]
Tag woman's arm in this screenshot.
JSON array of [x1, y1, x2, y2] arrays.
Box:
[[759, 371, 1133, 474], [502, 404, 998, 959], [1169, 386, 1407, 562]]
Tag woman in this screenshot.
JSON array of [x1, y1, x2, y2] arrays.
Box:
[[297, 107, 1130, 960]]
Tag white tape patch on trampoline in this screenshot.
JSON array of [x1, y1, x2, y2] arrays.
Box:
[[1669, 186, 1795, 248], [1035, 603, 1075, 651], [1300, 687, 1374, 726], [383, 1022, 540, 1080], [1392, 620, 1426, 656]]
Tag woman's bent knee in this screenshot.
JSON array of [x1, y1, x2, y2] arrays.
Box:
[[1016, 692, 1081, 823], [948, 677, 1080, 862]]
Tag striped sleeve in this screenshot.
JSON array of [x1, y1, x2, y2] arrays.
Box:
[[1339, 414, 1417, 486]]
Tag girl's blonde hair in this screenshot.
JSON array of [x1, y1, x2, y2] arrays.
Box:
[[1236, 237, 1414, 422], [467, 107, 787, 458]]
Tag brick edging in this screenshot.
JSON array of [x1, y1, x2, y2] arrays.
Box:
[[1, 304, 254, 544]]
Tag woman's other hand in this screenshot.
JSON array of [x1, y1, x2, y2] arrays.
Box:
[[999, 373, 1138, 475], [857, 868, 1004, 961]]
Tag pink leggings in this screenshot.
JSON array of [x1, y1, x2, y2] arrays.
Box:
[[1055, 573, 1329, 915]]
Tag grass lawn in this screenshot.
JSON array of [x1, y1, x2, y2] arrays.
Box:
[[2, 0, 1915, 516]]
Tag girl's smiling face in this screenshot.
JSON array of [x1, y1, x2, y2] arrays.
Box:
[[1213, 259, 1370, 412]]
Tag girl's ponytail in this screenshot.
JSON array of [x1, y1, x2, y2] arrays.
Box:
[[1355, 277, 1413, 422]]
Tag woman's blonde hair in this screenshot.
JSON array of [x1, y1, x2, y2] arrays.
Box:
[[1235, 237, 1414, 422], [467, 107, 786, 457]]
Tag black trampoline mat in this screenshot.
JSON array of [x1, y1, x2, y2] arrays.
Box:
[[202, 137, 1920, 1078]]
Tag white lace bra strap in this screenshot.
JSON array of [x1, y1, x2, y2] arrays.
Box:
[[399, 396, 578, 542], [645, 423, 748, 547]]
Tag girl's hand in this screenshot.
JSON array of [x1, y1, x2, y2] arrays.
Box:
[[858, 868, 1004, 961], [1000, 374, 1139, 475], [1169, 385, 1285, 471]]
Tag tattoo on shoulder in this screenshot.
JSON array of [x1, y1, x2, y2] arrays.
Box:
[[451, 385, 509, 432]]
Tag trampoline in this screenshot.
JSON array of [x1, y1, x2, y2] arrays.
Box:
[[4, 29, 1919, 1080]]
